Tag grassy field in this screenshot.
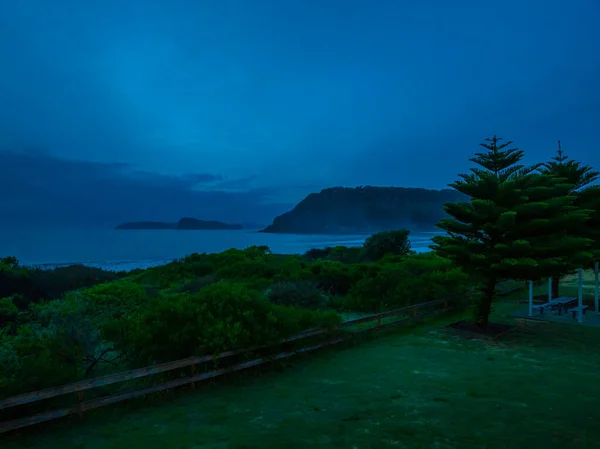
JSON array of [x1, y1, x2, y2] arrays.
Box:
[[3, 297, 600, 449]]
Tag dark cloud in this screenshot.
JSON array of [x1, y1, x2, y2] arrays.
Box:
[[183, 173, 225, 184], [0, 0, 599, 229], [0, 152, 293, 229]]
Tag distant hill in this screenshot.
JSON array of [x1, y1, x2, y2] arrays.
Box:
[[116, 218, 243, 230], [176, 217, 243, 230], [260, 186, 466, 234]]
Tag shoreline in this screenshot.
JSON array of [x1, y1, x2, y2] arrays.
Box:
[[25, 246, 434, 272]]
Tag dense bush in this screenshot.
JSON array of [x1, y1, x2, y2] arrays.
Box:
[[109, 281, 341, 365], [299, 260, 365, 295], [0, 297, 18, 330], [344, 255, 469, 313], [168, 274, 220, 294], [0, 241, 472, 398], [265, 281, 330, 310], [0, 259, 122, 310], [363, 229, 412, 261], [303, 246, 364, 264], [0, 325, 84, 396]]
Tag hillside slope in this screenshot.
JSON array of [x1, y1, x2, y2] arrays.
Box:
[[261, 186, 465, 234]]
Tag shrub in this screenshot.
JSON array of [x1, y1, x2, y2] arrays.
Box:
[[303, 247, 334, 261], [110, 281, 341, 365], [265, 281, 330, 310], [300, 260, 364, 296], [0, 297, 18, 330], [30, 294, 114, 377], [0, 260, 120, 309], [84, 280, 152, 316], [0, 324, 86, 397], [0, 256, 18, 271], [330, 246, 365, 264], [168, 275, 220, 294], [131, 258, 215, 289], [216, 259, 278, 280], [363, 229, 412, 261], [344, 255, 469, 313], [303, 246, 364, 264], [344, 266, 408, 313]]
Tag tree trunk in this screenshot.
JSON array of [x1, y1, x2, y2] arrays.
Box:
[[476, 276, 496, 328], [551, 277, 560, 299]]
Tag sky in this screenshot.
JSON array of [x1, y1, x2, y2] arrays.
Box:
[[0, 0, 599, 228]]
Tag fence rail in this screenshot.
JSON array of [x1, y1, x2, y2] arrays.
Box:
[[0, 280, 527, 435]]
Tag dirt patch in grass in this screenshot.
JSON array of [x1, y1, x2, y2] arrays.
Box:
[[445, 319, 515, 339]]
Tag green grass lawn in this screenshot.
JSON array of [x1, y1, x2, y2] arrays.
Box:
[[3, 299, 600, 449]]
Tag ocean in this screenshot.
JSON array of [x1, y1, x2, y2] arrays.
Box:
[[0, 228, 440, 271]]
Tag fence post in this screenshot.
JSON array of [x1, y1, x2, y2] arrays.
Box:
[[77, 390, 83, 420], [595, 262, 599, 313]]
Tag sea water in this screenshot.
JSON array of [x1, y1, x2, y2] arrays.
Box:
[[0, 228, 440, 271]]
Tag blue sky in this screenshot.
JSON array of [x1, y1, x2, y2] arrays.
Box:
[[0, 0, 599, 227]]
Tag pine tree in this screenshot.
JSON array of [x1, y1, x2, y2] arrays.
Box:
[[541, 141, 600, 297], [431, 136, 592, 327], [544, 141, 599, 189], [576, 186, 600, 265]]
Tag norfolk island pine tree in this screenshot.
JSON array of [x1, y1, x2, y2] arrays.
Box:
[[576, 185, 600, 293], [541, 141, 600, 297], [430, 136, 592, 327]]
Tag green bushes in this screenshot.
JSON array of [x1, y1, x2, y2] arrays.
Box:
[[168, 275, 219, 294], [303, 246, 364, 264], [0, 297, 18, 327], [363, 229, 412, 261], [0, 259, 122, 309], [0, 325, 83, 396], [0, 237, 472, 398], [344, 254, 469, 313], [300, 260, 364, 295], [265, 281, 330, 310], [108, 281, 341, 365]]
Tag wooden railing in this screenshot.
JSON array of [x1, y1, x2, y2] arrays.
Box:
[[0, 280, 528, 435]]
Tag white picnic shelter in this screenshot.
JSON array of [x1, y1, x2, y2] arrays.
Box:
[[527, 262, 599, 323]]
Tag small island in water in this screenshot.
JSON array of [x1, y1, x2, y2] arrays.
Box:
[[116, 217, 244, 230]]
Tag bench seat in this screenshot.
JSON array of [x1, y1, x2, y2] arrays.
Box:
[[568, 305, 588, 319]]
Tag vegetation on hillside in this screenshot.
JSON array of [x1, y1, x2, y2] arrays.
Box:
[[0, 230, 470, 400], [261, 186, 466, 234]]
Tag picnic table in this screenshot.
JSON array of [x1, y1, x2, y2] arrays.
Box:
[[532, 296, 577, 316]]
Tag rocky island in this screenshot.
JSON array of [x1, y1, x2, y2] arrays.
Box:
[[260, 186, 466, 234], [116, 217, 243, 230]]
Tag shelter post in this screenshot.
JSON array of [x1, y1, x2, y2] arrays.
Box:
[[578, 267, 584, 324], [528, 280, 533, 317]]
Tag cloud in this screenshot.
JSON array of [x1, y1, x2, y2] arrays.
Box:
[[0, 151, 293, 229], [183, 173, 225, 184]]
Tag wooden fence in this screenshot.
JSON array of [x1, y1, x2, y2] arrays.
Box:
[[0, 280, 526, 435]]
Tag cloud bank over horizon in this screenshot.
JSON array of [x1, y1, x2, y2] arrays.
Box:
[[0, 0, 599, 227]]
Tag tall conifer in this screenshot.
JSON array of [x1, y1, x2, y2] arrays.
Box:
[[432, 136, 592, 327], [541, 141, 599, 297]]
